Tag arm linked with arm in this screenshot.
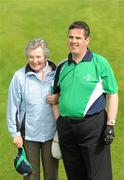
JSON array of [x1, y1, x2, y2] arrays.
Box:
[[52, 104, 60, 120]]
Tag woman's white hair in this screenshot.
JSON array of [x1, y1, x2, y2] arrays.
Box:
[[25, 38, 50, 59]]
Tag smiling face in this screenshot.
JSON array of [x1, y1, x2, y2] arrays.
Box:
[[68, 28, 89, 60], [27, 46, 46, 72]]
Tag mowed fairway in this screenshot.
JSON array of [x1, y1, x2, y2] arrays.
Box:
[[0, 0, 124, 179]]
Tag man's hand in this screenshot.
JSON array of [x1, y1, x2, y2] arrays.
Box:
[[103, 125, 115, 145], [13, 136, 23, 148], [47, 94, 59, 105]]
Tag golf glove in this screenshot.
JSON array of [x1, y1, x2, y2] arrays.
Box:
[[103, 125, 115, 145]]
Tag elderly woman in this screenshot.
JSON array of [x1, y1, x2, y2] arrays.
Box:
[[7, 38, 58, 180]]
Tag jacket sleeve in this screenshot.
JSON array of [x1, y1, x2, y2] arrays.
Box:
[[7, 73, 22, 138]]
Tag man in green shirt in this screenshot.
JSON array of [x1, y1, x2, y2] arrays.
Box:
[[48, 21, 118, 180]]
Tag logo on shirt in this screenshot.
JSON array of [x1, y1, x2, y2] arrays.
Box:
[[84, 74, 93, 81]]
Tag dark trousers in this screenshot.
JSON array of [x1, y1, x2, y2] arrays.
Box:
[[57, 111, 113, 180], [23, 139, 58, 180]]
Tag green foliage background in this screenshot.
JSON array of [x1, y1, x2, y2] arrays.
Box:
[[0, 0, 124, 179]]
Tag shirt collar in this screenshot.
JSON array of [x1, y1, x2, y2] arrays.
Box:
[[39, 61, 49, 73], [68, 49, 93, 65]]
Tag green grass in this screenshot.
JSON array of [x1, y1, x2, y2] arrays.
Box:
[[0, 0, 124, 179]]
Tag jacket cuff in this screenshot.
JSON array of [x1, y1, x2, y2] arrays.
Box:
[[11, 132, 21, 138]]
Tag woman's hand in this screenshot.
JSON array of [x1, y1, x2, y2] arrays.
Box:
[[47, 93, 59, 104], [13, 136, 23, 148]]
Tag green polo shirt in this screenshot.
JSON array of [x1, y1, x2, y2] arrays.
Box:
[[54, 50, 118, 117]]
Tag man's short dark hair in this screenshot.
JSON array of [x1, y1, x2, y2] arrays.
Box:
[[68, 21, 90, 38]]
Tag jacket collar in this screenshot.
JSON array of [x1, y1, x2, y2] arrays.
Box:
[[25, 60, 56, 74]]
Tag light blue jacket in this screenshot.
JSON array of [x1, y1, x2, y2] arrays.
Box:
[[7, 61, 56, 142]]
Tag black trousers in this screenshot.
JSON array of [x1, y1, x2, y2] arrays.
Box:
[[57, 111, 113, 180]]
